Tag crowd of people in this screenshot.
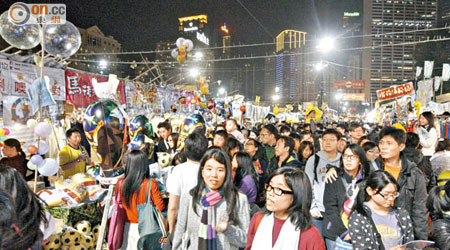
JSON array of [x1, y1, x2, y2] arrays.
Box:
[[1, 110, 450, 250]]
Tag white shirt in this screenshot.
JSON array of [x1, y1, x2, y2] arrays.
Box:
[[166, 161, 200, 196]]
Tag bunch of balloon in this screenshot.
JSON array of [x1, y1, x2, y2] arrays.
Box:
[[171, 37, 194, 64]]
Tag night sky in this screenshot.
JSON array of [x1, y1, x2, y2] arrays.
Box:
[[0, 0, 362, 54]]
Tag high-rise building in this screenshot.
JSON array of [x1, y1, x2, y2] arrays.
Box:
[[72, 25, 121, 75], [438, 0, 450, 26], [362, 0, 437, 102], [272, 30, 307, 104]]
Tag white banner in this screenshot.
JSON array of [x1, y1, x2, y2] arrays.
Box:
[[424, 61, 434, 79], [443, 63, 450, 81], [0, 60, 65, 100], [416, 66, 422, 78]]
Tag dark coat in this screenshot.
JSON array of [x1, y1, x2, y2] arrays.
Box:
[[323, 170, 364, 241], [380, 154, 429, 240], [349, 205, 414, 250]]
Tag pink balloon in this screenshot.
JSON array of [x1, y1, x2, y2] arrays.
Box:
[[34, 122, 52, 138], [2, 128, 10, 136]]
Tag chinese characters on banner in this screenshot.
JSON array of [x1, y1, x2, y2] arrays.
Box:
[[65, 70, 126, 107], [376, 82, 414, 101], [333, 80, 365, 90], [342, 93, 365, 101]]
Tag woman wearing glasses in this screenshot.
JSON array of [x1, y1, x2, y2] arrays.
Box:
[[349, 171, 414, 250], [244, 167, 325, 250], [322, 144, 370, 249]]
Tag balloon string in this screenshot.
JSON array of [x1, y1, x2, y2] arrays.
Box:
[[34, 24, 45, 193]]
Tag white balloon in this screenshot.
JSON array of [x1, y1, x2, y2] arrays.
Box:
[[37, 158, 59, 176], [26, 119, 38, 129], [34, 122, 52, 138], [171, 48, 178, 59], [0, 11, 41, 50], [30, 155, 44, 165], [44, 21, 81, 58], [37, 140, 49, 155], [27, 161, 37, 171], [176, 37, 185, 48], [183, 39, 194, 51]]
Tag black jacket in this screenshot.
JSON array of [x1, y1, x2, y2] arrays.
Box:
[[323, 169, 364, 241], [349, 204, 414, 250], [265, 154, 300, 179], [380, 153, 429, 240]]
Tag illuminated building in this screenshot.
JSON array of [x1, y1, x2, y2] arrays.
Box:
[[265, 30, 308, 103], [220, 23, 231, 55], [362, 0, 437, 102], [178, 14, 210, 48]]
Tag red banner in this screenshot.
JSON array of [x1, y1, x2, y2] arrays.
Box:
[[376, 81, 414, 101], [333, 80, 365, 90], [342, 93, 365, 101], [65, 70, 126, 107]]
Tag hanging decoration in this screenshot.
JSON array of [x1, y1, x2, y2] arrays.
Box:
[[171, 37, 194, 64]]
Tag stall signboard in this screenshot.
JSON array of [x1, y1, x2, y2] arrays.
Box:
[[333, 80, 365, 90], [65, 70, 126, 107], [376, 81, 414, 101], [342, 93, 365, 101]]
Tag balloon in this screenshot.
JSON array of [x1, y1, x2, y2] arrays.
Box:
[[2, 128, 10, 136], [37, 158, 59, 176], [44, 21, 81, 58], [183, 39, 194, 51], [27, 145, 38, 154], [0, 129, 4, 136], [171, 48, 178, 59], [176, 37, 185, 48], [0, 11, 41, 49], [129, 115, 153, 138], [30, 155, 44, 165], [83, 99, 126, 175], [26, 119, 38, 129], [37, 140, 49, 155], [34, 122, 52, 138], [27, 161, 37, 171], [207, 99, 214, 110]]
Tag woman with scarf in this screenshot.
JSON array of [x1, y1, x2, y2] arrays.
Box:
[[171, 148, 250, 250], [322, 144, 370, 250], [245, 167, 325, 250]]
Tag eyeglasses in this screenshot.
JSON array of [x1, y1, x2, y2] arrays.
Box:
[[343, 154, 358, 160], [265, 183, 293, 196], [377, 192, 400, 200]]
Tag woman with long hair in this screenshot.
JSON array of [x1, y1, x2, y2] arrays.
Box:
[[431, 139, 450, 181], [0, 165, 48, 250], [116, 150, 165, 250], [349, 171, 414, 250], [172, 148, 250, 250], [417, 111, 438, 158], [245, 167, 325, 250], [0, 138, 28, 177], [362, 141, 383, 171], [224, 137, 243, 160], [322, 144, 370, 249], [232, 152, 258, 204], [297, 141, 314, 170], [167, 133, 179, 155]]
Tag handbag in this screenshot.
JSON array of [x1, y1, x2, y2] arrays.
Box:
[[108, 179, 126, 250], [137, 179, 168, 250]]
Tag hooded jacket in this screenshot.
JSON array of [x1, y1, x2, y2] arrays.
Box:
[[305, 151, 342, 213]]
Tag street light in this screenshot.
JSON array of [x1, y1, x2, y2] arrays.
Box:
[[316, 37, 335, 53], [189, 68, 199, 78], [335, 93, 343, 100], [272, 95, 280, 101], [275, 87, 280, 93], [99, 59, 108, 69], [315, 61, 327, 71], [219, 88, 226, 95], [217, 80, 222, 85]]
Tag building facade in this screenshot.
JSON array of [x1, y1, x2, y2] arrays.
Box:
[[362, 0, 437, 102], [72, 26, 121, 75]]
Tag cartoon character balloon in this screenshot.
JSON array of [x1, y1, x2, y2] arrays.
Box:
[[83, 99, 126, 176], [129, 115, 153, 138], [172, 37, 194, 63], [177, 114, 205, 149]]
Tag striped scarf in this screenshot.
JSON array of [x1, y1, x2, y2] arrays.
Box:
[[198, 188, 223, 250]]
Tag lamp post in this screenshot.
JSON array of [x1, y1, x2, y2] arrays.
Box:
[[316, 36, 335, 108]]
